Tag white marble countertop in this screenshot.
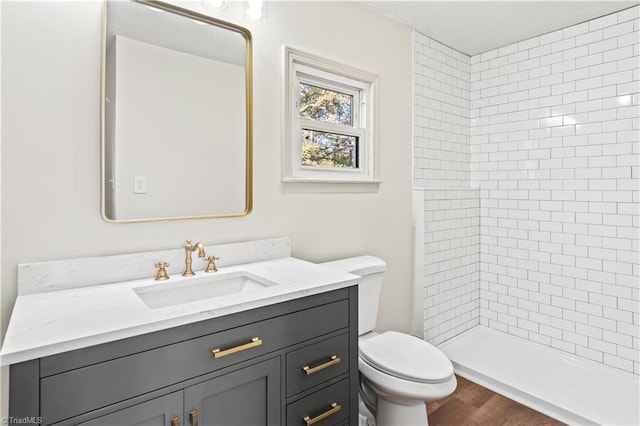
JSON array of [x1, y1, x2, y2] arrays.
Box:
[[0, 257, 359, 366]]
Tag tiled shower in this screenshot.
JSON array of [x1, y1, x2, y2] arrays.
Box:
[[415, 6, 639, 375]]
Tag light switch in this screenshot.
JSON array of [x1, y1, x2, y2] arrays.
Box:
[[134, 176, 147, 194]]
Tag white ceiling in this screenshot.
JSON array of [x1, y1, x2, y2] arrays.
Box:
[[357, 1, 639, 56]]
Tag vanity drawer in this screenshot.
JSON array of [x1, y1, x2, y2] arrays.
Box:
[[286, 333, 349, 397], [41, 299, 348, 424], [286, 379, 350, 426]]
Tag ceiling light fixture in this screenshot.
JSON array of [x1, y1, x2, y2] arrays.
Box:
[[201, 0, 228, 10], [245, 0, 263, 20]]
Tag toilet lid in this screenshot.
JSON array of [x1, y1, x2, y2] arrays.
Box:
[[359, 331, 454, 384]]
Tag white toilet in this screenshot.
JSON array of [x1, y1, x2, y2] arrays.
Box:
[[322, 256, 456, 426]]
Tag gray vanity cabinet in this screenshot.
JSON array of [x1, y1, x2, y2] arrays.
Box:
[[9, 287, 358, 426]]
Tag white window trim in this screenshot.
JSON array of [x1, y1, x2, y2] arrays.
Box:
[[283, 47, 381, 192]]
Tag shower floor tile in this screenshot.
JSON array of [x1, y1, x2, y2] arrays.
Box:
[[427, 375, 565, 426]]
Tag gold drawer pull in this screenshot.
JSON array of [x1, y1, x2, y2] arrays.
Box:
[[189, 410, 199, 426], [302, 355, 341, 375], [171, 417, 181, 426], [303, 403, 341, 426], [212, 337, 262, 358]]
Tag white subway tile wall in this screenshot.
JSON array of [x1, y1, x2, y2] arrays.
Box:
[[423, 189, 480, 344], [414, 33, 481, 345], [414, 33, 471, 189], [415, 6, 640, 374], [472, 6, 640, 375]]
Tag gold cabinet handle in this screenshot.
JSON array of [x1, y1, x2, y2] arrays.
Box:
[[171, 417, 181, 426], [212, 337, 262, 358], [189, 410, 198, 426], [302, 355, 341, 375], [303, 403, 341, 426]]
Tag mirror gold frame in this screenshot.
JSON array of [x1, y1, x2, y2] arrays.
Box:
[[100, 0, 253, 223]]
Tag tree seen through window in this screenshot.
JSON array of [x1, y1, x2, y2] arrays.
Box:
[[299, 83, 357, 168]]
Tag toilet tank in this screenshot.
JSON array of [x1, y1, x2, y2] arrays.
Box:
[[320, 256, 386, 336]]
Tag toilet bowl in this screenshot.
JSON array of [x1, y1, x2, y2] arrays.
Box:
[[321, 256, 457, 426], [359, 331, 457, 425]]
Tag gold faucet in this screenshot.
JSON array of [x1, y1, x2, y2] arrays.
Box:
[[182, 240, 206, 276]]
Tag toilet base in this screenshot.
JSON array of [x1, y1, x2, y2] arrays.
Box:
[[376, 397, 429, 426]]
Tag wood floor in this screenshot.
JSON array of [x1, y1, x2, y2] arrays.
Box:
[[426, 375, 566, 426]]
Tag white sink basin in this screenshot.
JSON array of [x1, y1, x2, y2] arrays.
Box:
[[134, 271, 278, 309]]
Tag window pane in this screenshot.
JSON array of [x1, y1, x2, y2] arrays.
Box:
[[299, 83, 353, 126], [302, 129, 358, 168]]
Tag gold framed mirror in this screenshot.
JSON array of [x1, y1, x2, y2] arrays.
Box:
[[101, 0, 252, 222]]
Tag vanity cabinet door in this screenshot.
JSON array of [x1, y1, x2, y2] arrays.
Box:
[[77, 391, 182, 426], [184, 357, 280, 426]]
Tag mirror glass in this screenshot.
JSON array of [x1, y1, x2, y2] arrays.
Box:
[[102, 0, 252, 222]]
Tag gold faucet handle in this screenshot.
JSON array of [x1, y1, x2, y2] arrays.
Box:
[[205, 256, 220, 273], [154, 262, 170, 281]]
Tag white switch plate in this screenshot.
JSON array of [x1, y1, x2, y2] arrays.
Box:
[[133, 176, 147, 194]]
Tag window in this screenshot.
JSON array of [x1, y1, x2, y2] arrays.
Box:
[[283, 48, 380, 190]]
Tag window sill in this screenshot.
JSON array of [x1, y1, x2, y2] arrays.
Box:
[[281, 178, 382, 193]]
